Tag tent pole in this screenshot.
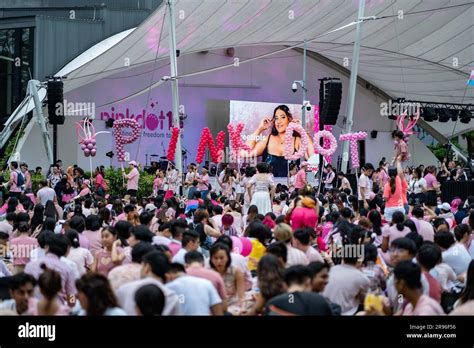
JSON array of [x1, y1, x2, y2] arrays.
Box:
[[167, 0, 183, 177], [340, 0, 365, 173], [302, 39, 307, 129]]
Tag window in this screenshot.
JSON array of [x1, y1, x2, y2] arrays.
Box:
[[0, 27, 34, 123]]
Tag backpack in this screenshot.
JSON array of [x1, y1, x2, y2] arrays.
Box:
[[15, 170, 25, 188]]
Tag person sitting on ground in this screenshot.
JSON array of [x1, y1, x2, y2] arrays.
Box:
[[394, 261, 444, 315], [264, 265, 333, 316]]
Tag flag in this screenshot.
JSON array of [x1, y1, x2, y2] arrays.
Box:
[[468, 69, 474, 86]]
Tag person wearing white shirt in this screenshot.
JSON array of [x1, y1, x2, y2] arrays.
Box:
[[116, 251, 181, 315], [435, 230, 471, 277], [0, 258, 12, 277], [166, 263, 223, 315], [61, 255, 80, 281], [184, 165, 198, 197], [322, 164, 336, 193], [211, 205, 224, 231], [36, 180, 56, 206], [357, 163, 375, 215]]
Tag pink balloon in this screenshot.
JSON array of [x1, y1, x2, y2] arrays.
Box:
[[87, 143, 94, 149], [239, 237, 252, 257], [90, 139, 96, 146], [230, 236, 243, 254], [80, 144, 86, 150], [91, 149, 97, 156]]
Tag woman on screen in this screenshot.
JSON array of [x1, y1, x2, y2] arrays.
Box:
[[245, 105, 314, 177]]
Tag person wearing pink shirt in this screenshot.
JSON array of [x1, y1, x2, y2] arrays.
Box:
[[94, 166, 107, 196], [381, 212, 411, 253], [290, 196, 319, 231], [197, 168, 210, 199], [32, 265, 71, 315], [123, 161, 140, 197], [8, 161, 22, 198], [0, 198, 24, 215], [24, 234, 77, 305], [153, 169, 165, 197], [168, 221, 186, 256], [83, 215, 103, 256], [423, 166, 440, 210], [10, 222, 38, 273], [383, 162, 407, 221], [294, 162, 308, 191], [393, 131, 409, 163], [411, 206, 434, 241], [394, 261, 444, 315], [185, 251, 227, 302], [292, 229, 324, 263]]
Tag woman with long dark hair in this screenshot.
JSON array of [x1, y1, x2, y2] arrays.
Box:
[[408, 167, 427, 211], [76, 273, 126, 316], [218, 168, 235, 199], [94, 166, 107, 197], [381, 211, 411, 253], [30, 204, 45, 234], [245, 105, 314, 177], [41, 217, 57, 234], [99, 207, 111, 227], [65, 229, 94, 276], [368, 210, 384, 246], [209, 243, 245, 313], [44, 200, 59, 222], [243, 254, 286, 316], [383, 161, 407, 222], [34, 264, 70, 315], [243, 204, 258, 231]]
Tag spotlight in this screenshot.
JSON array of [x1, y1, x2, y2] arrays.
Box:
[[105, 118, 114, 128], [438, 109, 451, 123], [106, 151, 114, 158], [460, 109, 472, 124], [450, 110, 459, 122], [422, 107, 437, 122]]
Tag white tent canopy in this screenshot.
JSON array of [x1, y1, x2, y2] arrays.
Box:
[[64, 0, 474, 135]]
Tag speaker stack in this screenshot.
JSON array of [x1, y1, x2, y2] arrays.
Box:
[[47, 79, 65, 125], [319, 79, 342, 126]]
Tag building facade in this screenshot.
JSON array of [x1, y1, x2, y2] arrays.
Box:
[[0, 0, 161, 124]]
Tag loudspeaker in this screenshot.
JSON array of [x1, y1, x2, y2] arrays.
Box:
[[320, 80, 342, 125], [47, 80, 65, 125], [370, 130, 378, 139]]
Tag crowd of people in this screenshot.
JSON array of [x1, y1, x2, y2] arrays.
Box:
[[0, 153, 473, 316]]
